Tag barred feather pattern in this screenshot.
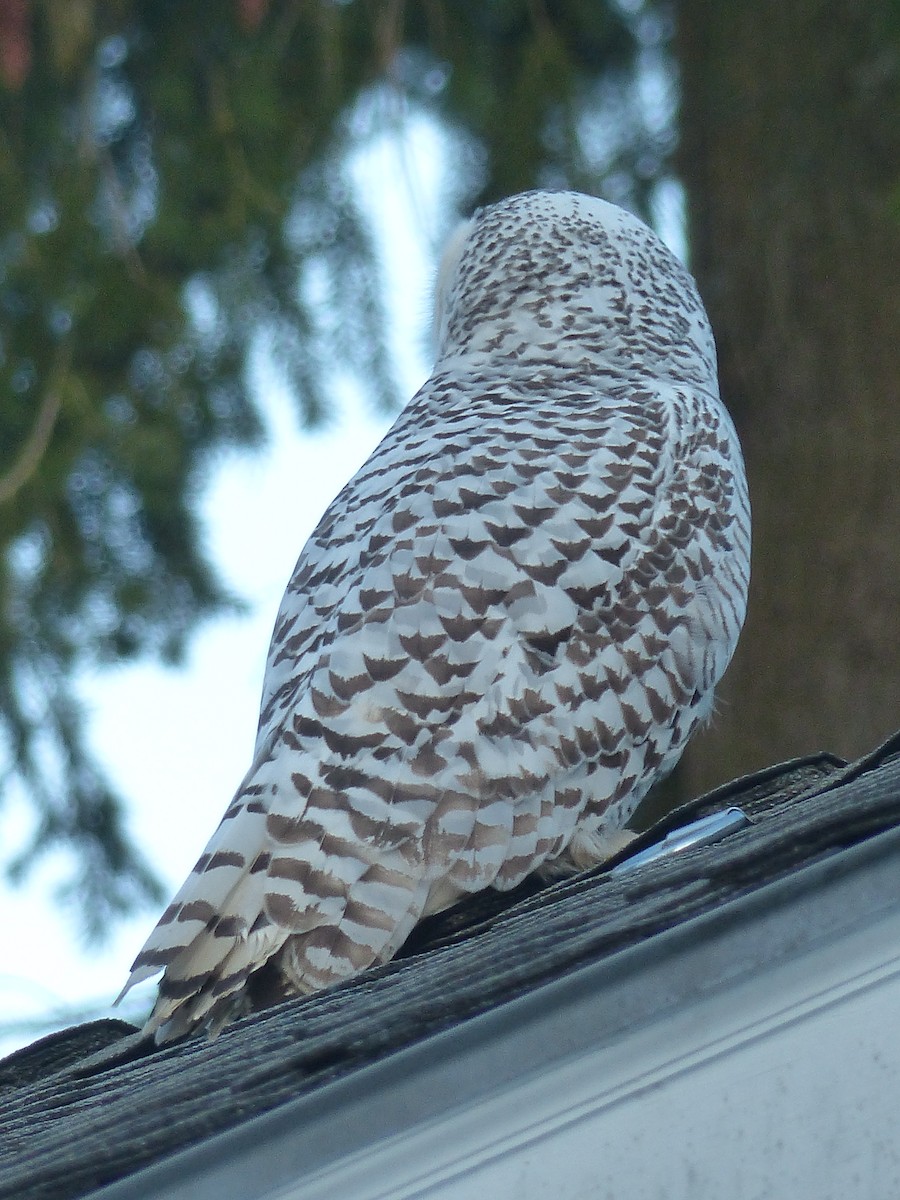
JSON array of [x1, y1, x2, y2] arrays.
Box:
[[121, 191, 750, 1040]]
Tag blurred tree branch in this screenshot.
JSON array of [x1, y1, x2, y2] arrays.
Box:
[[0, 346, 67, 504]]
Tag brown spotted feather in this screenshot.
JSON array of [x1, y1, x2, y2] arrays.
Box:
[[121, 191, 750, 1040]]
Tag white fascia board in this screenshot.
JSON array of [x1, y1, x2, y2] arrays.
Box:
[[293, 891, 900, 1200]]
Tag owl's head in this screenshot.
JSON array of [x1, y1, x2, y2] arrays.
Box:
[[431, 190, 717, 392]]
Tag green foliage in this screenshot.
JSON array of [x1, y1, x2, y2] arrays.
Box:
[[0, 0, 657, 932]]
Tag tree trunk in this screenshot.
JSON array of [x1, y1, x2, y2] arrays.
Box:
[[675, 0, 900, 789]]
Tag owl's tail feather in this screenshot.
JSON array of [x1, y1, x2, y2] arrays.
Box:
[[117, 785, 438, 1042], [146, 923, 287, 1042], [116, 802, 289, 1040]]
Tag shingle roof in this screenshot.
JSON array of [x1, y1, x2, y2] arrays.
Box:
[[1, 731, 899, 1200]]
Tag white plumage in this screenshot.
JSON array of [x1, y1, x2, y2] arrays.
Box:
[[122, 191, 750, 1040]]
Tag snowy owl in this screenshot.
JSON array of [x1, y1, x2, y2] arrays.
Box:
[[121, 190, 751, 1040]]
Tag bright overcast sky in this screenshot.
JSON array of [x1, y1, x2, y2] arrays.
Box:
[[0, 112, 447, 1056]]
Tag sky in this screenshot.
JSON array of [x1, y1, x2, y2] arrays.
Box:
[[0, 112, 446, 1055]]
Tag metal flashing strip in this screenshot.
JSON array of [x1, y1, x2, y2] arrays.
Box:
[[609, 806, 752, 874]]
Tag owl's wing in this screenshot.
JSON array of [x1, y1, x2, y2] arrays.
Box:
[[121, 380, 749, 1040]]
